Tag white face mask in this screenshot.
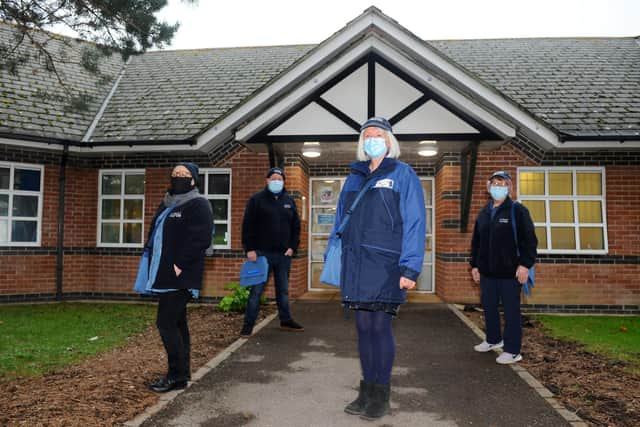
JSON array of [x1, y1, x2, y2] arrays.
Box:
[[489, 185, 509, 201], [363, 137, 387, 159]]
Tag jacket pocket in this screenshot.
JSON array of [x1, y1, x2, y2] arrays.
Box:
[[358, 244, 401, 301]]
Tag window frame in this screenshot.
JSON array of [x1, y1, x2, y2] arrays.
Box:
[[97, 169, 146, 248], [0, 161, 44, 247], [517, 166, 608, 255], [199, 168, 232, 250]]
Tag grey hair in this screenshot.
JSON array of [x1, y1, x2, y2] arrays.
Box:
[[356, 129, 401, 161]]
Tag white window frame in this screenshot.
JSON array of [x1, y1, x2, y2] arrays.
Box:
[[97, 169, 145, 248], [517, 166, 608, 255], [419, 177, 436, 293], [200, 168, 232, 250], [0, 162, 44, 247]]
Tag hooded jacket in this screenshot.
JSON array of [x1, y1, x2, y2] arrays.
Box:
[[331, 158, 426, 305], [242, 188, 301, 253], [470, 196, 537, 278]]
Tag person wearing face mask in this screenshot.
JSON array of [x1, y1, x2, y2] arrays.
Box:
[[330, 117, 425, 420], [470, 171, 537, 364], [240, 167, 303, 337], [143, 162, 213, 392]]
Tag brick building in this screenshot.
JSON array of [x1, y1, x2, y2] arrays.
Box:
[[1, 8, 639, 312]]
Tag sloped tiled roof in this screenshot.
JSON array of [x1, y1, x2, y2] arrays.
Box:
[[88, 45, 313, 142], [0, 22, 123, 141], [429, 37, 640, 138], [1, 20, 639, 144]]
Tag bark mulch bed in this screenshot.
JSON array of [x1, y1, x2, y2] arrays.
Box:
[[0, 305, 274, 427], [465, 309, 640, 427]]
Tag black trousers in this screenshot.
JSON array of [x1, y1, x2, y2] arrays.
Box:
[[156, 289, 191, 381]]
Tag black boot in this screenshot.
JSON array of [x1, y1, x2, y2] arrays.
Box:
[[360, 383, 390, 421], [344, 380, 372, 415]]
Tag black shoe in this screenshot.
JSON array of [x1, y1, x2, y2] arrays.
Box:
[[149, 377, 188, 393], [360, 383, 390, 420], [280, 319, 304, 332], [240, 324, 253, 337], [345, 380, 372, 415]]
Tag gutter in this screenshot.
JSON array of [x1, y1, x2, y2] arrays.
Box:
[[0, 132, 196, 147]]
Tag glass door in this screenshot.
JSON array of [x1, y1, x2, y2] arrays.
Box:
[[308, 176, 435, 292]]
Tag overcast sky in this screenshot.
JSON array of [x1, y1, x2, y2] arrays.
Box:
[[153, 0, 640, 50]]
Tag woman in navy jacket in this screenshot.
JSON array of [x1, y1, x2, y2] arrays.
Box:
[[147, 162, 213, 393], [330, 117, 426, 420]]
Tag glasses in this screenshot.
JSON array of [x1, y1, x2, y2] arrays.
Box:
[[490, 180, 509, 187]]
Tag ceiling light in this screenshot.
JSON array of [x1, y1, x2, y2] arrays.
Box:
[[418, 140, 438, 157], [302, 142, 321, 158]]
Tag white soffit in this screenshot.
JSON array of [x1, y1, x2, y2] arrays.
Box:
[[269, 102, 357, 136], [393, 100, 479, 134], [321, 63, 368, 124], [375, 63, 422, 120]]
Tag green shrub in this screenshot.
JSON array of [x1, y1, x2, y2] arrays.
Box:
[[217, 282, 264, 312]]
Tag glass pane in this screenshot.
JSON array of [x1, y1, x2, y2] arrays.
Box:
[[520, 172, 545, 195], [578, 201, 602, 223], [577, 172, 602, 196], [0, 167, 9, 189], [535, 226, 548, 250], [551, 227, 576, 250], [124, 199, 143, 219], [101, 199, 121, 220], [11, 220, 37, 242], [426, 208, 433, 234], [210, 199, 228, 221], [0, 219, 7, 242], [101, 223, 120, 243], [549, 172, 572, 195], [550, 201, 574, 223], [102, 174, 122, 195], [424, 235, 433, 262], [580, 227, 604, 250], [311, 235, 328, 262], [521, 200, 546, 222], [213, 223, 227, 245], [14, 169, 41, 191], [0, 194, 8, 216], [312, 208, 337, 233], [416, 264, 433, 291], [312, 180, 341, 205], [421, 180, 433, 205], [123, 223, 142, 244], [310, 262, 335, 290], [208, 174, 230, 195], [12, 195, 38, 217], [124, 174, 144, 195]]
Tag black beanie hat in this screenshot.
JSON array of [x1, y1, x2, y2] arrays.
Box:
[[176, 162, 199, 180], [266, 167, 285, 180]]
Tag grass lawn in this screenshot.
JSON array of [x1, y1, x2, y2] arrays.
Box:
[[535, 315, 640, 371], [0, 302, 156, 380]]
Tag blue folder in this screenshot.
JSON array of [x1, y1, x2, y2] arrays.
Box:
[[240, 256, 269, 287]]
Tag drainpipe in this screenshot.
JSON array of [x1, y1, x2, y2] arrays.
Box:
[[460, 142, 478, 233], [55, 144, 68, 300]]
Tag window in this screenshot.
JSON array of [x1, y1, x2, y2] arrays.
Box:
[[518, 167, 607, 254], [98, 170, 145, 247], [198, 168, 231, 249], [0, 162, 44, 246]]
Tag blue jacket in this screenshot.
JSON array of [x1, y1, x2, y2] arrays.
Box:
[[330, 158, 426, 304]]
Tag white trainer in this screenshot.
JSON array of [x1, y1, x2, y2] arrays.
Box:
[[474, 340, 504, 352], [496, 352, 523, 364]]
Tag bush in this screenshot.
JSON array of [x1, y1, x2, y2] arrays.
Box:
[[217, 283, 264, 312]]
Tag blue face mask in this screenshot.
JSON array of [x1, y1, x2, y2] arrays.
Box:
[[268, 180, 284, 194], [489, 185, 509, 201], [364, 137, 388, 159]]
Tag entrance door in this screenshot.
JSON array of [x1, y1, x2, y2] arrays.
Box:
[[308, 176, 435, 292]]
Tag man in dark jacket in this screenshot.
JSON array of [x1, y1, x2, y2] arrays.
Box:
[[147, 162, 213, 392], [240, 167, 303, 336], [470, 171, 537, 364]]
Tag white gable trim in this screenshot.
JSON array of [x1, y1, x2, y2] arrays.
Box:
[[235, 36, 516, 142]]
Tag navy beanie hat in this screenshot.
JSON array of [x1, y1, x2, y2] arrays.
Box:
[[176, 162, 199, 180], [266, 167, 285, 180], [360, 116, 393, 133]]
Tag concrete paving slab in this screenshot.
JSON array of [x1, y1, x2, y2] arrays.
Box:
[[139, 302, 570, 427]]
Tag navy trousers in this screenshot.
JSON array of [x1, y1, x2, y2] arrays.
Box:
[[480, 276, 522, 354], [156, 289, 191, 381], [244, 251, 293, 327]]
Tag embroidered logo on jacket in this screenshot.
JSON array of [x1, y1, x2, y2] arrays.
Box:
[[499, 218, 509, 223], [284, 204, 292, 209], [374, 179, 394, 189], [169, 212, 182, 218]]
